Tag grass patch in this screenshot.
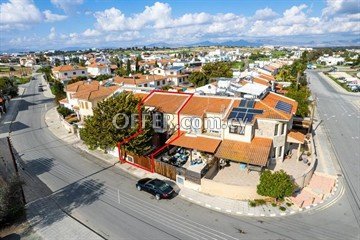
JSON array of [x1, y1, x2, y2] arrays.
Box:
[[14, 77, 30, 85]]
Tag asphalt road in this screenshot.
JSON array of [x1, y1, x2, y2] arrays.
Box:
[[1, 73, 359, 239]]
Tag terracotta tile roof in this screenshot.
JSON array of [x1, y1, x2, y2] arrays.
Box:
[[166, 132, 221, 153], [253, 101, 289, 120], [181, 96, 232, 116], [253, 77, 271, 86], [52, 65, 86, 72], [66, 81, 100, 93], [287, 130, 305, 144], [113, 74, 166, 85], [215, 137, 272, 166], [261, 92, 298, 116], [87, 63, 108, 69], [144, 92, 189, 114], [73, 86, 119, 101], [258, 74, 275, 81]]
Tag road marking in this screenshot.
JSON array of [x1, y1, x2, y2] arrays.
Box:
[[236, 212, 243, 215], [205, 204, 211, 208], [215, 207, 221, 210], [280, 213, 286, 216], [3, 121, 11, 124], [247, 213, 254, 216], [260, 214, 265, 217], [117, 189, 120, 204], [226, 210, 232, 213], [269, 213, 276, 217], [188, 197, 193, 201]]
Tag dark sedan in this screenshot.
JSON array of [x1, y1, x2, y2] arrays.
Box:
[[136, 178, 174, 200]]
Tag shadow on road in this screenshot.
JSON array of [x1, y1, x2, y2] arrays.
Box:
[[26, 179, 106, 229]]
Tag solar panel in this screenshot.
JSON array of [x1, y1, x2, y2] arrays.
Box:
[[228, 111, 238, 119], [275, 101, 292, 113], [246, 99, 255, 108], [239, 100, 247, 107], [236, 112, 245, 121], [243, 114, 254, 122], [248, 109, 263, 114]]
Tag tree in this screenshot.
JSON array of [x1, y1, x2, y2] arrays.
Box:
[[68, 76, 87, 84], [202, 62, 232, 78], [135, 56, 140, 72], [0, 176, 25, 224], [80, 92, 154, 154], [57, 106, 73, 117], [285, 84, 311, 117], [257, 170, 295, 201], [0, 77, 18, 97], [54, 59, 61, 66], [95, 74, 112, 81], [188, 72, 209, 87], [126, 59, 131, 75], [50, 81, 66, 102]]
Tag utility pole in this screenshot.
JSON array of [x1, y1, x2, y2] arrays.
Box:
[[7, 136, 26, 204]]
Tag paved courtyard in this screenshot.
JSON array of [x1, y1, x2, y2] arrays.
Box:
[[212, 162, 260, 186]]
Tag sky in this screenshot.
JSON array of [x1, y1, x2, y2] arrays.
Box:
[[0, 0, 359, 51]]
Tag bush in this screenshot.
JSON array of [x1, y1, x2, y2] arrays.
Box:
[[257, 170, 296, 201], [271, 203, 277, 207], [0, 176, 25, 225], [57, 106, 73, 117], [286, 202, 292, 207], [254, 199, 266, 205], [249, 200, 256, 207], [279, 206, 286, 211]]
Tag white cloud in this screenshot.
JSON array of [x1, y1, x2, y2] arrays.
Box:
[[84, 11, 92, 16], [48, 27, 56, 40], [50, 0, 83, 12], [253, 7, 278, 20], [0, 0, 42, 29], [83, 28, 101, 37], [322, 0, 359, 17], [43, 10, 67, 22]]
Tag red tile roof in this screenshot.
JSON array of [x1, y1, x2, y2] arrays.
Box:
[[53, 65, 86, 72], [114, 74, 166, 85], [143, 92, 189, 114], [73, 86, 119, 101], [261, 92, 298, 117], [181, 96, 232, 116], [287, 130, 305, 144], [215, 137, 272, 166], [66, 81, 99, 93]]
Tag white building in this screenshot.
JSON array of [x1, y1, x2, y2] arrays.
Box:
[[86, 63, 111, 77]]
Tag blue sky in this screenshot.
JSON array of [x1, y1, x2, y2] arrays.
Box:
[[0, 0, 359, 51]]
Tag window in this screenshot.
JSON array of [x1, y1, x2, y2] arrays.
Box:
[[73, 72, 76, 75], [281, 123, 286, 135], [158, 70, 161, 73], [278, 146, 283, 157], [272, 147, 276, 158], [144, 83, 148, 87], [162, 80, 165, 84], [229, 125, 244, 135], [64, 73, 68, 76], [274, 124, 279, 136], [154, 113, 163, 128], [170, 71, 174, 75], [85, 102, 88, 109], [82, 71, 85, 74], [156, 81, 160, 86]]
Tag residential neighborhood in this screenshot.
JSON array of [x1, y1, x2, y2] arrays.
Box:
[[0, 1, 359, 240]]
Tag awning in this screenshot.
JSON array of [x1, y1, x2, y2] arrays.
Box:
[[215, 138, 272, 167], [166, 132, 221, 153], [287, 130, 305, 144]]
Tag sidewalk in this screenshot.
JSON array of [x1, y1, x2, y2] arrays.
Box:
[[44, 106, 344, 218]]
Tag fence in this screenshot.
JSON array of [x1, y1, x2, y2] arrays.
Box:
[[154, 160, 177, 180], [122, 151, 153, 172]]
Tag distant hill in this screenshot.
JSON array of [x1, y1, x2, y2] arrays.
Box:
[[189, 39, 262, 47]]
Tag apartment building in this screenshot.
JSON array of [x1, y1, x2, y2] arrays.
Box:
[[86, 63, 111, 77], [150, 66, 189, 86]]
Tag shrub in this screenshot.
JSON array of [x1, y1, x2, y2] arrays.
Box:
[[271, 203, 277, 207], [286, 202, 292, 207], [279, 206, 286, 211], [257, 170, 296, 201], [249, 201, 256, 207], [0, 176, 25, 224], [57, 106, 73, 117], [254, 199, 266, 206]]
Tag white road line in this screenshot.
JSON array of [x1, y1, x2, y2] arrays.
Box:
[[226, 210, 232, 213], [269, 213, 276, 217], [247, 213, 254, 216], [205, 204, 211, 208], [215, 207, 221, 210], [236, 212, 243, 215]]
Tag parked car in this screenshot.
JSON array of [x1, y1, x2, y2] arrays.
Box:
[[136, 178, 174, 200]]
